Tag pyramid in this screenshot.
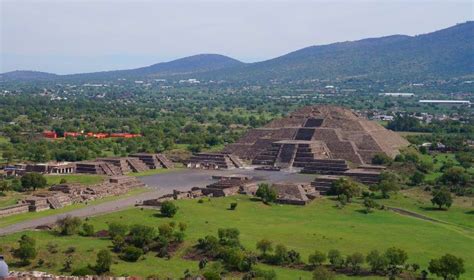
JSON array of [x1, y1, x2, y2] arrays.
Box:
[[223, 105, 408, 167]]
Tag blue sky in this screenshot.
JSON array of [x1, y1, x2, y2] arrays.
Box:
[[1, 0, 472, 74]]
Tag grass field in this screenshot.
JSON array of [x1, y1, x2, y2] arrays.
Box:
[[0, 187, 150, 228], [1, 195, 472, 279], [45, 174, 105, 186], [0, 192, 23, 208]]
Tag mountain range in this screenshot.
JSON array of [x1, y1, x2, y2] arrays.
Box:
[[1, 21, 473, 82]]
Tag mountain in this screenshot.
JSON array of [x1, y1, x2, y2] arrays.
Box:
[[0, 70, 58, 81], [64, 54, 244, 80], [203, 21, 474, 81], [1, 22, 472, 82]]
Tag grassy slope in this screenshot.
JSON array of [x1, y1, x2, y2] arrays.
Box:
[[1, 195, 472, 279], [0, 192, 23, 208], [45, 174, 105, 186]]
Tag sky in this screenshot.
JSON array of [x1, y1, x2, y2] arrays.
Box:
[[0, 0, 472, 74]]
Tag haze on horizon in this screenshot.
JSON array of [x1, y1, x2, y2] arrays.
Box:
[[1, 0, 472, 74]]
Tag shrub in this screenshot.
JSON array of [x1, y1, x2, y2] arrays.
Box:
[[328, 249, 344, 268], [95, 249, 112, 274], [121, 246, 143, 262], [72, 266, 96, 276], [346, 252, 364, 274], [229, 202, 238, 210], [82, 223, 95, 237], [108, 222, 128, 239], [428, 254, 465, 280], [129, 224, 156, 249], [256, 239, 273, 256], [330, 178, 361, 201], [255, 183, 277, 204], [57, 216, 82, 236], [160, 201, 178, 217], [371, 153, 392, 165], [59, 178, 67, 184], [366, 250, 388, 273], [308, 250, 326, 266], [21, 172, 47, 191], [13, 235, 37, 265], [312, 266, 335, 280]]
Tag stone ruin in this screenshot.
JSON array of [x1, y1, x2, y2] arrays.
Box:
[[129, 153, 174, 169], [271, 182, 319, 205], [187, 152, 244, 169], [0, 176, 145, 218], [224, 105, 408, 167]]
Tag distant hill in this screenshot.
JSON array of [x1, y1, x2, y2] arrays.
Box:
[[203, 21, 474, 81], [0, 70, 58, 81], [1, 22, 473, 82]]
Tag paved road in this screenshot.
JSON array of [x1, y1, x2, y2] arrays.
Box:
[[0, 168, 314, 236]]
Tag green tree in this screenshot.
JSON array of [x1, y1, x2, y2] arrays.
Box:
[[363, 197, 378, 213], [256, 239, 273, 256], [428, 254, 465, 280], [160, 201, 178, 217], [256, 183, 277, 204], [95, 249, 112, 274], [13, 235, 37, 265], [20, 172, 47, 191], [372, 171, 400, 198], [82, 223, 95, 237], [366, 250, 388, 273], [308, 250, 326, 267], [411, 171, 425, 185], [121, 246, 143, 262], [346, 252, 364, 274], [328, 249, 344, 268], [57, 216, 82, 236], [371, 153, 392, 165], [439, 167, 470, 187], [384, 247, 408, 277], [431, 187, 453, 210], [129, 224, 156, 249], [108, 222, 128, 239], [330, 178, 361, 202]]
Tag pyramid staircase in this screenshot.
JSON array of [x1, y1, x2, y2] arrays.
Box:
[[311, 176, 339, 195], [252, 143, 280, 166], [155, 154, 174, 169], [227, 154, 245, 168], [46, 197, 62, 209], [301, 159, 349, 175], [274, 144, 297, 168], [127, 157, 149, 172]]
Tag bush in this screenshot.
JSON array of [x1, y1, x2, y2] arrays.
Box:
[[308, 250, 326, 266], [82, 223, 95, 237], [328, 249, 344, 268], [13, 235, 37, 265], [108, 222, 128, 239], [72, 266, 96, 276], [95, 249, 112, 274], [312, 266, 335, 280], [428, 254, 465, 280], [371, 153, 392, 165], [229, 202, 238, 210], [57, 216, 82, 236], [121, 246, 143, 262], [255, 183, 277, 204], [160, 201, 178, 217], [21, 172, 47, 191], [346, 252, 364, 274]]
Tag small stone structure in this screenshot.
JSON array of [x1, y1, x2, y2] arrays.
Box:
[[271, 183, 319, 205], [0, 204, 29, 218], [129, 153, 174, 169], [23, 197, 50, 212], [75, 161, 123, 176], [97, 157, 149, 173], [187, 153, 244, 169], [26, 162, 75, 174]]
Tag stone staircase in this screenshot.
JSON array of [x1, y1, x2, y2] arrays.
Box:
[[252, 144, 280, 166], [227, 154, 245, 168], [127, 157, 149, 172], [311, 175, 339, 195], [155, 154, 174, 169], [46, 197, 62, 209], [301, 159, 349, 175], [274, 144, 297, 168]]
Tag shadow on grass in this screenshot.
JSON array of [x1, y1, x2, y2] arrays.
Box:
[[465, 210, 474, 215], [420, 206, 448, 211]]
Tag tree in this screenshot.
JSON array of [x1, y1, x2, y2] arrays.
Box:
[[121, 246, 143, 262], [327, 249, 344, 268], [308, 250, 326, 267], [411, 171, 425, 185], [372, 171, 400, 198], [439, 167, 469, 187], [366, 250, 388, 273], [384, 247, 408, 277], [21, 172, 47, 191], [82, 223, 95, 237], [346, 252, 364, 274], [312, 266, 335, 280], [371, 153, 392, 165], [95, 249, 112, 274], [112, 235, 126, 253], [431, 187, 453, 210], [160, 201, 178, 217], [108, 222, 128, 239], [330, 178, 361, 202], [57, 216, 82, 236], [129, 224, 156, 249], [13, 235, 37, 265], [428, 254, 465, 280], [363, 197, 378, 213], [256, 183, 277, 204], [256, 239, 273, 256]]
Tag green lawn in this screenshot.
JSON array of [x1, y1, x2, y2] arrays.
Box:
[[1, 195, 472, 279], [0, 187, 150, 228], [0, 191, 23, 208], [45, 174, 105, 186]]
